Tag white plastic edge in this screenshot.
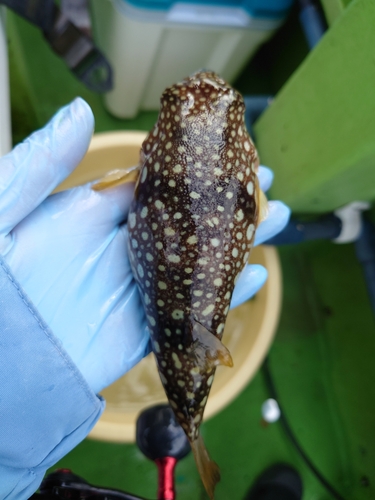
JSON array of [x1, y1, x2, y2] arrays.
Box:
[[333, 201, 371, 244]]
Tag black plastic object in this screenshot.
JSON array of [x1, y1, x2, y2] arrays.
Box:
[[298, 0, 327, 49], [244, 96, 273, 140], [266, 214, 342, 245], [245, 463, 303, 500], [0, 0, 113, 93], [136, 404, 191, 461], [30, 468, 147, 499], [355, 219, 375, 316]]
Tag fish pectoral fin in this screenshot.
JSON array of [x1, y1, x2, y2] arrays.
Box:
[[258, 188, 269, 222], [92, 166, 140, 191], [256, 175, 269, 223], [192, 322, 233, 369]]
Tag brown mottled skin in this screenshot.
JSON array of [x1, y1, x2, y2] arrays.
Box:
[[127, 71, 260, 498]]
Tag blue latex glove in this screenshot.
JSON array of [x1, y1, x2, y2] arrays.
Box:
[[0, 98, 289, 395]]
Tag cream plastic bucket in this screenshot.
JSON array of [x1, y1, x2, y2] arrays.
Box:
[[57, 131, 282, 443]]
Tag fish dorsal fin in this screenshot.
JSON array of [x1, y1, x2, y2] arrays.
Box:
[[92, 165, 140, 191], [192, 321, 233, 369]]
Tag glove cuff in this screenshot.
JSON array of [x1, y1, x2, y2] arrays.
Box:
[[0, 257, 105, 499]]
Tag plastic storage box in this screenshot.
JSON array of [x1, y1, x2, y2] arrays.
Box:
[[90, 0, 293, 118]]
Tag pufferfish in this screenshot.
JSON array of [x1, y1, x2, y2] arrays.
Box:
[[94, 71, 267, 499]]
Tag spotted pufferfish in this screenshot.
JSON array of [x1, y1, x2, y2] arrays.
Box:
[[94, 71, 267, 499]]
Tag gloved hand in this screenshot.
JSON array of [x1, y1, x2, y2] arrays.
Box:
[[0, 98, 290, 395]]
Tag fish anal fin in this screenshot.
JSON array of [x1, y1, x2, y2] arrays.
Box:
[[191, 433, 220, 500], [192, 321, 233, 369], [92, 166, 139, 191]]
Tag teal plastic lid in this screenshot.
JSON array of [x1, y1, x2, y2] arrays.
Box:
[[122, 0, 293, 19]]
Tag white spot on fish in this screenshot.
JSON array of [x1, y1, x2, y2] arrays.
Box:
[[198, 257, 209, 266], [247, 223, 255, 240], [148, 315, 156, 326], [235, 209, 244, 222], [168, 254, 180, 263], [202, 304, 215, 316], [172, 352, 182, 369], [141, 206, 148, 218], [172, 309, 184, 320], [137, 264, 144, 277], [217, 323, 225, 334], [154, 341, 161, 353], [141, 167, 147, 183], [190, 191, 200, 199], [129, 213, 136, 228], [200, 396, 208, 407]]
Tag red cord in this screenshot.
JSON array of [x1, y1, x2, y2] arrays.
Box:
[[155, 456, 177, 500]]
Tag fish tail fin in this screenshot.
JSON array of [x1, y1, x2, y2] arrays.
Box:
[[191, 433, 220, 499]]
